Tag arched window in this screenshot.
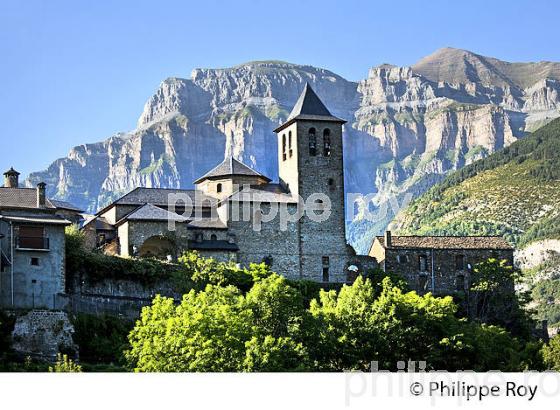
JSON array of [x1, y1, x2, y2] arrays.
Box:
[[282, 134, 287, 161], [216, 183, 222, 193], [308, 128, 316, 156], [210, 234, 217, 241], [323, 128, 331, 157], [288, 131, 293, 157]]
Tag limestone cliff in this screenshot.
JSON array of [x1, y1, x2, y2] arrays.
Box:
[[26, 50, 560, 252]]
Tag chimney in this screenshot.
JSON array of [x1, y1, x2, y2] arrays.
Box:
[[3, 167, 20, 188], [384, 230, 392, 248], [36, 182, 46, 207]]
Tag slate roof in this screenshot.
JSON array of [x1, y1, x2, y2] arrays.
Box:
[[194, 156, 270, 184], [227, 183, 298, 204], [187, 218, 228, 229], [118, 203, 189, 224], [375, 235, 513, 250], [0, 187, 56, 209], [50, 200, 84, 212], [0, 214, 71, 225], [274, 83, 346, 132], [188, 240, 239, 251], [111, 187, 218, 208]]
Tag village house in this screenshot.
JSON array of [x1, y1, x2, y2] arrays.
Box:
[[83, 84, 377, 283], [0, 168, 82, 309], [369, 231, 514, 295]]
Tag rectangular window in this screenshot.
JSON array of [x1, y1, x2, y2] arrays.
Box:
[[17, 225, 48, 249], [455, 255, 465, 270], [30, 257, 40, 266], [419, 255, 428, 272], [322, 267, 329, 282]]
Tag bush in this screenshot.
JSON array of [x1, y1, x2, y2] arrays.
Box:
[[49, 354, 82, 372], [65, 225, 181, 286], [71, 314, 134, 365]]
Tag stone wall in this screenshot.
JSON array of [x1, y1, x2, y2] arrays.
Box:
[[228, 202, 301, 279], [382, 247, 514, 295], [11, 310, 78, 361], [0, 222, 66, 309]]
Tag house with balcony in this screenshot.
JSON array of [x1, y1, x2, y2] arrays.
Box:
[[0, 167, 81, 309]]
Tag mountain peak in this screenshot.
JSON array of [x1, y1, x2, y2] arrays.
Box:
[[413, 47, 560, 89]]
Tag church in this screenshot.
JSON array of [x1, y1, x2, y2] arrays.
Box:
[[82, 84, 377, 283]]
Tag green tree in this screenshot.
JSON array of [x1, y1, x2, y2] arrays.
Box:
[[469, 258, 534, 338], [543, 335, 560, 370], [126, 274, 310, 372]]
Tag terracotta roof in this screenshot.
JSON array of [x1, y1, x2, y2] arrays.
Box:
[[274, 83, 345, 132], [0, 187, 56, 209], [194, 156, 270, 184], [375, 235, 513, 250]]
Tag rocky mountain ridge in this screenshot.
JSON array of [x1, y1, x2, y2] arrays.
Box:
[[26, 48, 560, 252]]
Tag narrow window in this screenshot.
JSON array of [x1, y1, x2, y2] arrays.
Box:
[[216, 183, 222, 193], [455, 254, 464, 270], [456, 274, 465, 292], [322, 256, 330, 282], [210, 234, 217, 241], [30, 257, 40, 266], [309, 128, 316, 156], [288, 131, 293, 158], [282, 134, 287, 161], [323, 128, 331, 157], [419, 255, 428, 272], [328, 178, 335, 191]]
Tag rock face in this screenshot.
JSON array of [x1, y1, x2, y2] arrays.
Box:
[[11, 310, 78, 361], [26, 50, 560, 251]]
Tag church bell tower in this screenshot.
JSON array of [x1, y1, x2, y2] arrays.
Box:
[[273, 83, 349, 282]]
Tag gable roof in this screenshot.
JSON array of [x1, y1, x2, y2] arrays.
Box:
[[227, 183, 297, 204], [0, 187, 56, 210], [374, 235, 513, 250], [274, 83, 346, 132], [194, 156, 270, 184], [117, 203, 189, 225], [50, 199, 84, 212]]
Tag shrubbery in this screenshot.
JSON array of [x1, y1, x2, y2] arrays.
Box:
[[125, 270, 544, 372]]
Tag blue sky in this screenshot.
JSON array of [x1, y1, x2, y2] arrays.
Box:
[[1, 0, 558, 176]]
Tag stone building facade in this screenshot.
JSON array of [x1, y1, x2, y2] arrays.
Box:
[[369, 231, 515, 295], [84, 84, 377, 282], [0, 169, 81, 308]]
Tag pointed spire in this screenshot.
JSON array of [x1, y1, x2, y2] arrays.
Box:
[[287, 82, 333, 120], [274, 83, 346, 133], [193, 156, 271, 184]]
